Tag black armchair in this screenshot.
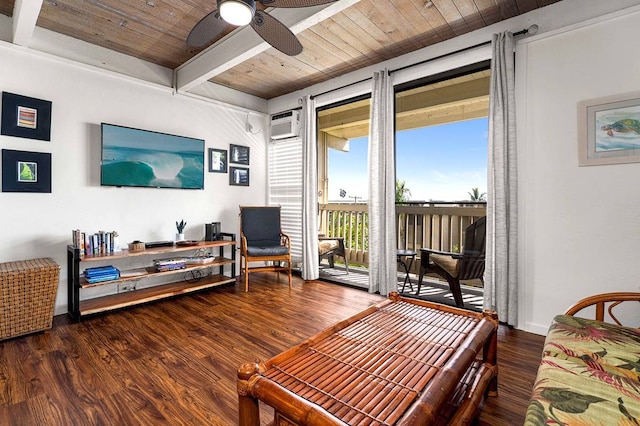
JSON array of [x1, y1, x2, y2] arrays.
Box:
[[239, 206, 292, 292], [418, 217, 486, 308]]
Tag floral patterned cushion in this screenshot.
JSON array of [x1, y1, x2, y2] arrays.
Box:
[[525, 315, 640, 425]]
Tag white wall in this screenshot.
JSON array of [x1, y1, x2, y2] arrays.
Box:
[[0, 45, 269, 315], [517, 8, 640, 334]]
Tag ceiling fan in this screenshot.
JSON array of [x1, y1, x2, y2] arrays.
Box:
[[187, 0, 336, 56]]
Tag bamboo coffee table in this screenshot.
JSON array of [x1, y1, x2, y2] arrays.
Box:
[[237, 292, 498, 425]]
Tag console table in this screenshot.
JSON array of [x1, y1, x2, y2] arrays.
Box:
[[238, 292, 498, 425], [67, 234, 236, 321]]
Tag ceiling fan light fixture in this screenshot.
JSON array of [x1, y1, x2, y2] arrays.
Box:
[[218, 0, 255, 26]]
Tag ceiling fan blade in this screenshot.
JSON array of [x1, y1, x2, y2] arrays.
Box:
[[259, 0, 336, 7], [251, 10, 303, 56], [187, 10, 230, 47]]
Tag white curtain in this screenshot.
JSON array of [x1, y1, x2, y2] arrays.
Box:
[[368, 70, 396, 295], [485, 32, 518, 326], [301, 95, 319, 280]]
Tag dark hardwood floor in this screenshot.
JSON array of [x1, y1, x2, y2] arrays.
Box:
[[0, 274, 545, 425]]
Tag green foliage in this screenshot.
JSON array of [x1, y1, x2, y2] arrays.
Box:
[[175, 219, 187, 233], [327, 212, 368, 253], [396, 180, 411, 202], [468, 187, 486, 202]]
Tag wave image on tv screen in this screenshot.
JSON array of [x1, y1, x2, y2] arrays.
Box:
[[101, 124, 204, 189]]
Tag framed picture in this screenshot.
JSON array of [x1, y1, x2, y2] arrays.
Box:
[[2, 149, 52, 193], [1, 92, 52, 141], [229, 166, 249, 186], [578, 91, 640, 166], [208, 148, 227, 173], [230, 144, 250, 165]]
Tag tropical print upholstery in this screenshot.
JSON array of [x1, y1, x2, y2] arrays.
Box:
[[525, 315, 640, 425]]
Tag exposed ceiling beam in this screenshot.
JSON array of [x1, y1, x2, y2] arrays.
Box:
[[317, 78, 490, 131], [321, 97, 489, 140], [175, 0, 362, 94], [12, 0, 43, 47]]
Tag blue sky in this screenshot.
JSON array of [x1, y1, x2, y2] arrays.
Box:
[[328, 118, 488, 202]]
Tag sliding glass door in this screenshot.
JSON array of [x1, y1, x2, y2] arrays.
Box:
[[316, 96, 371, 286]]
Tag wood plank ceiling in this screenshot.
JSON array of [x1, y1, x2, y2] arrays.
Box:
[[0, 0, 561, 100]]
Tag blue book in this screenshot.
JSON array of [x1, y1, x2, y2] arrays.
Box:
[[85, 266, 120, 278], [85, 265, 117, 273], [86, 271, 118, 278], [86, 273, 120, 283]]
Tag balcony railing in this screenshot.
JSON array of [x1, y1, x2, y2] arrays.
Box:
[[319, 202, 486, 272]]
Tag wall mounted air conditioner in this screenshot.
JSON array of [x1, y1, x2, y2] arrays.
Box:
[[270, 110, 301, 140]]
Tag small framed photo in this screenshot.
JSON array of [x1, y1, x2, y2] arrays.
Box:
[[17, 161, 37, 182], [229, 166, 249, 186], [18, 106, 37, 129], [2, 149, 52, 193], [230, 144, 250, 165], [208, 148, 227, 173], [578, 91, 640, 166], [1, 92, 52, 141]]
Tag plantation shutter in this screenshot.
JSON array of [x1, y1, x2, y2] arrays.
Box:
[[268, 137, 303, 263]]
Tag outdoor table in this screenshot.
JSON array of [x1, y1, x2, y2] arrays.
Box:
[[397, 249, 417, 292]]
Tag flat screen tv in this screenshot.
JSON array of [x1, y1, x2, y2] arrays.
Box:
[[101, 123, 204, 189]]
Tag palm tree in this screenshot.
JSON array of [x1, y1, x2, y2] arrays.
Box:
[[468, 187, 486, 202], [396, 180, 411, 203]]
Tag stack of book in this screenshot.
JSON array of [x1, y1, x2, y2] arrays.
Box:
[[72, 229, 119, 256], [154, 258, 186, 272], [84, 265, 120, 283]]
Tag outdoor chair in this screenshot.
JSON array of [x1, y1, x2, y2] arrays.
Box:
[[239, 206, 292, 292], [318, 236, 349, 273], [418, 216, 486, 308]]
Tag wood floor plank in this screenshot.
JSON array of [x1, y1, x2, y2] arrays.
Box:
[[0, 274, 544, 425]]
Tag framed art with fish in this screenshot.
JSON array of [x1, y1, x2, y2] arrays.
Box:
[[578, 91, 640, 166]]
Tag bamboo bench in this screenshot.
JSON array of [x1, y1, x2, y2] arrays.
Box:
[[237, 292, 499, 425], [525, 292, 640, 425]]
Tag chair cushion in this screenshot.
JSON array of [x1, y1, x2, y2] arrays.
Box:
[[241, 207, 282, 247], [248, 238, 283, 247], [319, 240, 340, 254], [430, 253, 459, 277], [525, 315, 640, 425], [246, 246, 289, 257]]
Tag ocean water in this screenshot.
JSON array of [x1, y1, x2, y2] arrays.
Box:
[[595, 132, 640, 152], [101, 146, 204, 189]]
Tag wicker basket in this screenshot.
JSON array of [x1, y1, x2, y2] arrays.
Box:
[[0, 257, 60, 340]]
